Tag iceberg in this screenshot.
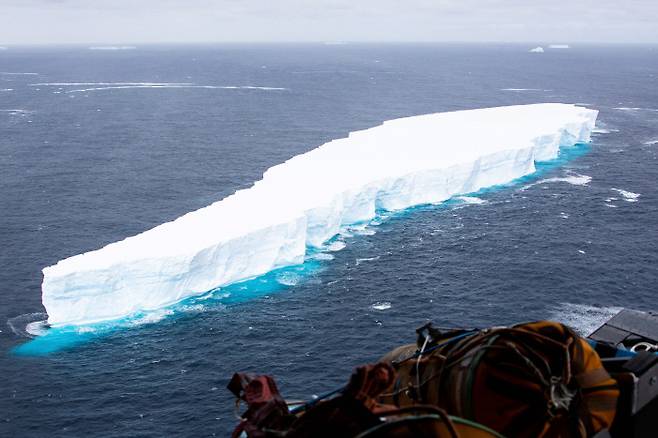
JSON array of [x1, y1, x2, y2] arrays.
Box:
[[41, 103, 598, 326], [529, 47, 545, 53]]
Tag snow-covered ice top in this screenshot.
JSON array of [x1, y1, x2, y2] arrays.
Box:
[[42, 103, 598, 326]]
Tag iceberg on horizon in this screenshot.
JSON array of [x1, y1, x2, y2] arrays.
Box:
[[42, 103, 598, 327], [529, 46, 545, 53]]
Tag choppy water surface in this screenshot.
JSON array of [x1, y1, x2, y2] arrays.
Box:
[[1, 44, 657, 436]]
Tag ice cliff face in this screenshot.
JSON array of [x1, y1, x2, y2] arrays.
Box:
[[42, 103, 598, 326]]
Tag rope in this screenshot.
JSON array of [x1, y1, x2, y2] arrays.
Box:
[[289, 329, 479, 415]]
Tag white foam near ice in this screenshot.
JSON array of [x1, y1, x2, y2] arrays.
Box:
[[611, 188, 640, 202], [592, 128, 618, 134], [550, 303, 622, 336], [41, 103, 599, 327], [455, 196, 487, 205], [521, 173, 592, 190]]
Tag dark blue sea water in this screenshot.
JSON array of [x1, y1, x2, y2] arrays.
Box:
[[1, 44, 657, 436]]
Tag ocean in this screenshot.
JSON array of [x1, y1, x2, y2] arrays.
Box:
[[1, 44, 657, 436]]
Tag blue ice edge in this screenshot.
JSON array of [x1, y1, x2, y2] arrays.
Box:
[[12, 142, 590, 356]]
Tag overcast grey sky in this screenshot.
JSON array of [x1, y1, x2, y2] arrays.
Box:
[[1, 0, 657, 45]]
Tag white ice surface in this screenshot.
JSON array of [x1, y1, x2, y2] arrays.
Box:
[[42, 103, 598, 326]]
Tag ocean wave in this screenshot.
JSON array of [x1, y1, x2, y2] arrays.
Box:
[[29, 82, 288, 92], [455, 196, 487, 205], [89, 46, 137, 50], [355, 256, 380, 266], [611, 188, 640, 202], [644, 139, 658, 146], [308, 252, 335, 261], [69, 85, 287, 93], [0, 109, 34, 116], [7, 313, 49, 338], [614, 107, 658, 112], [325, 241, 347, 252], [549, 303, 622, 336], [31, 82, 193, 86], [371, 301, 392, 311], [521, 173, 591, 190], [275, 271, 302, 286], [0, 72, 38, 75], [501, 88, 543, 91], [592, 127, 619, 134], [0, 88, 13, 92]]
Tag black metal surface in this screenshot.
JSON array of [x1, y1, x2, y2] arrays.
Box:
[[588, 309, 658, 438], [591, 309, 658, 344]]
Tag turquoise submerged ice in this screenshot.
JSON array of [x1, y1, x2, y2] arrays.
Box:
[[41, 103, 598, 326]]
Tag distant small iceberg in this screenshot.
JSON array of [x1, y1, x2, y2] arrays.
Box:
[[549, 44, 570, 49], [89, 46, 137, 51], [529, 46, 545, 53]]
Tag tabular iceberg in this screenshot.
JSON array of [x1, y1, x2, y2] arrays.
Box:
[[42, 103, 598, 326]]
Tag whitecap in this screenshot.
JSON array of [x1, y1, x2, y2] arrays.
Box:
[[0, 109, 34, 115], [356, 256, 380, 266], [129, 309, 174, 326], [76, 326, 97, 334], [549, 303, 622, 336], [371, 301, 392, 311], [326, 241, 346, 252], [0, 88, 13, 92], [308, 252, 335, 261], [501, 88, 542, 92], [522, 173, 591, 190], [31, 82, 193, 86], [7, 313, 49, 338], [644, 139, 658, 146], [611, 188, 640, 202], [455, 196, 487, 205], [614, 107, 658, 112], [69, 85, 287, 93], [29, 82, 288, 92], [89, 46, 137, 50], [275, 271, 302, 286], [592, 127, 619, 134], [0, 72, 38, 75]]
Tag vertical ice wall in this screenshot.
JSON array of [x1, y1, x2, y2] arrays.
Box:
[[42, 103, 598, 326]]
